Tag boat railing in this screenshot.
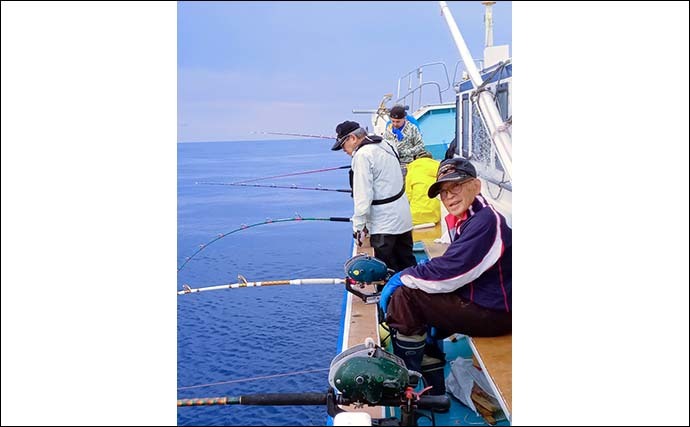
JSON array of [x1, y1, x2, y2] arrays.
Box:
[[450, 58, 484, 86], [395, 81, 446, 112], [395, 61, 452, 111]]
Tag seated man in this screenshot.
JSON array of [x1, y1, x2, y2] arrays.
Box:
[[380, 157, 512, 395]]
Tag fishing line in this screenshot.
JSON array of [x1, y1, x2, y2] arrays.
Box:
[[177, 215, 351, 272], [177, 368, 329, 390]]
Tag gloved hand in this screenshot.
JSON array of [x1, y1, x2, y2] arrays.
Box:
[[379, 271, 404, 314], [392, 127, 404, 141], [352, 226, 368, 247]]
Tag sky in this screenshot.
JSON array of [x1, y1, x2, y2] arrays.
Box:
[[177, 1, 512, 142]]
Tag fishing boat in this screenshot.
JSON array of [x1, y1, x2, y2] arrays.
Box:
[[332, 2, 512, 425], [178, 2, 511, 426]]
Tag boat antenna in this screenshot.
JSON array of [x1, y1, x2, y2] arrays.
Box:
[[482, 1, 496, 48]]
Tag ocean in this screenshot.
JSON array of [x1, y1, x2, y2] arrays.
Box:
[[177, 139, 354, 426]]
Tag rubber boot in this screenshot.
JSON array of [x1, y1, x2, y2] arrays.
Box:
[[421, 353, 447, 396], [391, 332, 427, 374]]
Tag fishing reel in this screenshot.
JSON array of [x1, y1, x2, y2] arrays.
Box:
[[343, 254, 392, 304], [328, 339, 415, 405], [327, 339, 450, 425]]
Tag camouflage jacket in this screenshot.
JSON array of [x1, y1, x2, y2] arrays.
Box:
[[383, 121, 425, 165]]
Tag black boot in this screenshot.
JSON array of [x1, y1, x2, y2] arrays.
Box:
[[391, 331, 426, 374], [392, 332, 448, 396], [421, 355, 447, 396]]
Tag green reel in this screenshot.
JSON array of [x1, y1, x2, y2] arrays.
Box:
[[328, 339, 410, 404]]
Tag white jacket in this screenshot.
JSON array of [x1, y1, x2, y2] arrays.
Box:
[[351, 139, 413, 235]]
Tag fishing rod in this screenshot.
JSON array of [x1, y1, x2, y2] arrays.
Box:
[[178, 340, 452, 426], [231, 165, 350, 184], [252, 131, 335, 140], [177, 215, 351, 272], [196, 181, 352, 193], [177, 391, 449, 410], [178, 277, 346, 295], [180, 255, 388, 307]]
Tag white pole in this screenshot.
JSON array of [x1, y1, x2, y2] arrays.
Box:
[[483, 1, 495, 48], [439, 1, 511, 181], [178, 278, 346, 295]]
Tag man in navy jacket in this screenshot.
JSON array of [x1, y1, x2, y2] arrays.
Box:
[[380, 157, 512, 395]]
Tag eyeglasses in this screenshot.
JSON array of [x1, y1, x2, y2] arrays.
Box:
[[439, 180, 472, 199]]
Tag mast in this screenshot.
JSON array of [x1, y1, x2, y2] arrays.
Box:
[[439, 1, 511, 181], [482, 1, 496, 48]]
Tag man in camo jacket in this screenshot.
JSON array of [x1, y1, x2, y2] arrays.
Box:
[[383, 105, 426, 176]]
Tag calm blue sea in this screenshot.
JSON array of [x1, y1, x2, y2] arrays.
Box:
[[177, 139, 354, 426]]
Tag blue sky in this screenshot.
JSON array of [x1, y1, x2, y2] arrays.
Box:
[[178, 1, 512, 142]]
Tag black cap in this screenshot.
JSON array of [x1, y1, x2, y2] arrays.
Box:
[[389, 105, 406, 119], [427, 157, 477, 198], [332, 120, 360, 151]]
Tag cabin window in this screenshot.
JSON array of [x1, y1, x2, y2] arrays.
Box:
[[461, 94, 469, 158]]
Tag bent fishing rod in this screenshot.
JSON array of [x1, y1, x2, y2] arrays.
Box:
[[177, 215, 351, 272], [230, 164, 350, 184], [251, 131, 334, 140], [196, 181, 352, 193]]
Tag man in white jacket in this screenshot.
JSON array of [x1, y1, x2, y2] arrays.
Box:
[[332, 120, 416, 273]]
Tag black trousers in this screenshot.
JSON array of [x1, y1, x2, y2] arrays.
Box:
[[369, 230, 417, 273], [387, 285, 512, 337]]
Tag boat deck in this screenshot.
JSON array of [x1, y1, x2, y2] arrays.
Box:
[[335, 236, 385, 419]]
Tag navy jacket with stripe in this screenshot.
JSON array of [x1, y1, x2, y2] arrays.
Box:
[[400, 194, 512, 312]]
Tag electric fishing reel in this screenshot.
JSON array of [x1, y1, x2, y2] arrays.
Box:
[[343, 254, 393, 304], [328, 339, 418, 405]]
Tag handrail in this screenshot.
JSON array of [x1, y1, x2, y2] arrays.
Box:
[[451, 59, 484, 87], [395, 82, 444, 113], [395, 62, 453, 111]]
